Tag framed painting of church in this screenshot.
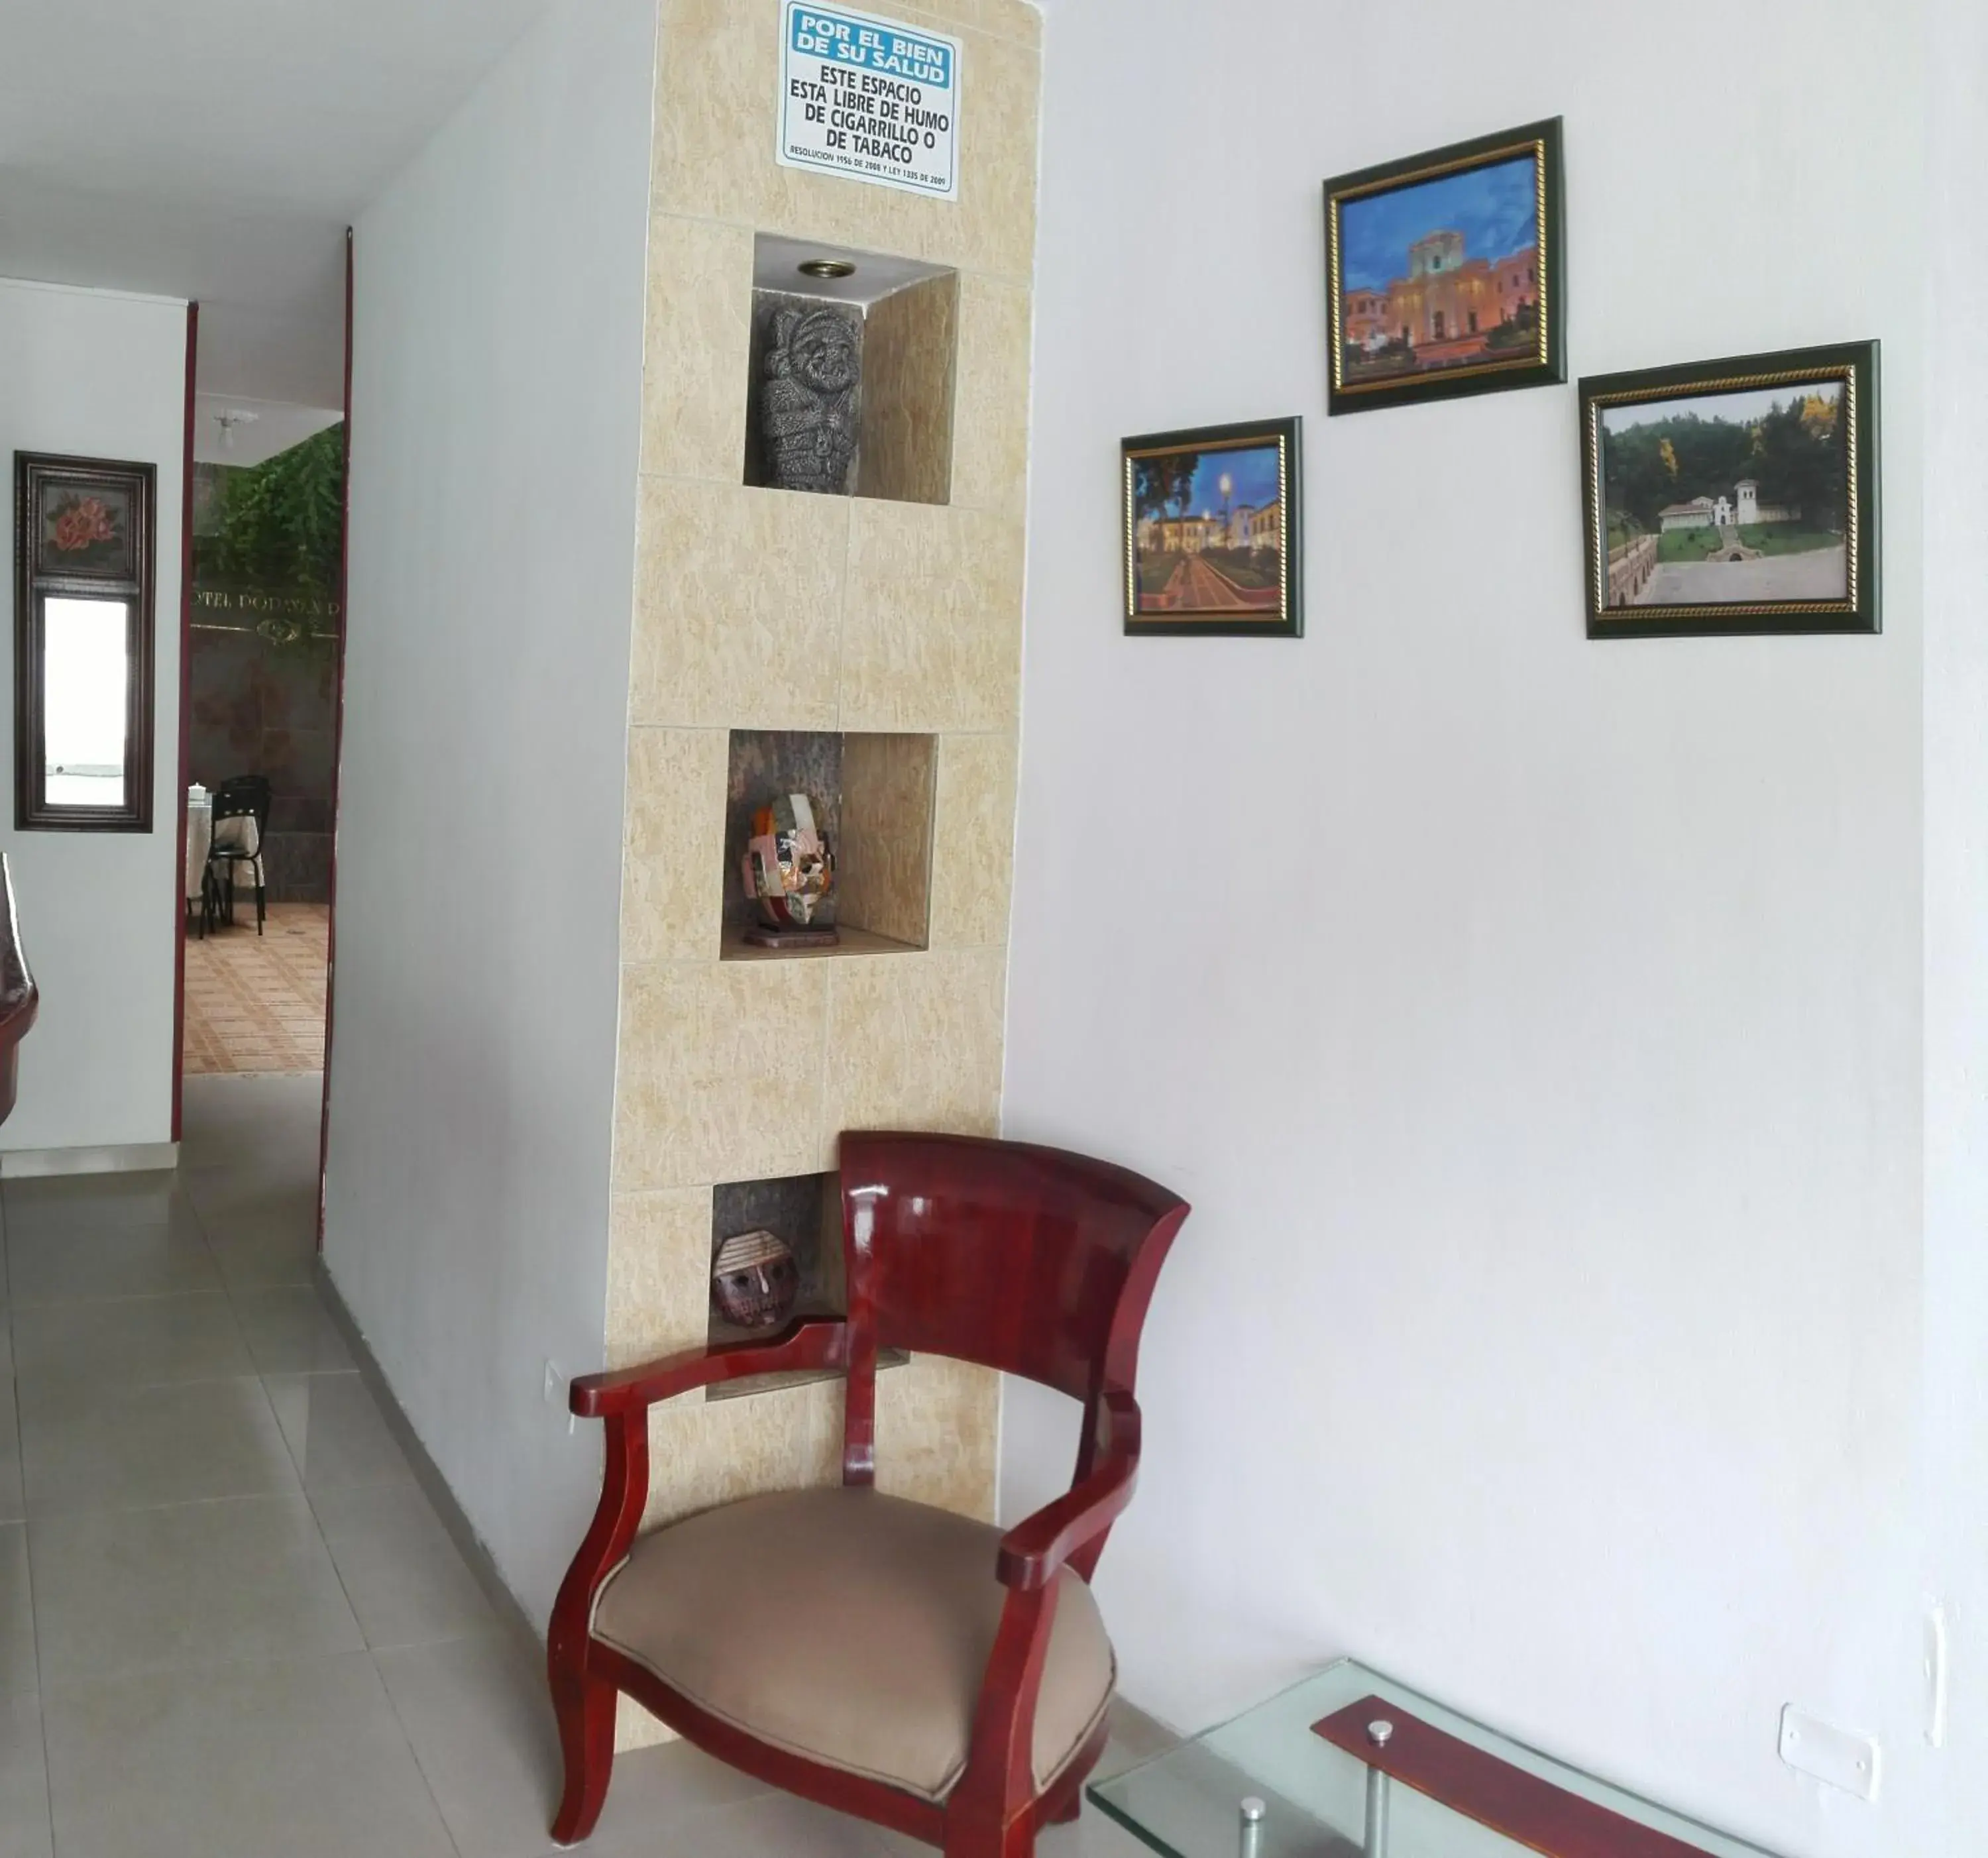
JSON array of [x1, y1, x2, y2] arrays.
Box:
[[1122, 417, 1302, 637], [1579, 340, 1881, 638], [1324, 118, 1565, 415]]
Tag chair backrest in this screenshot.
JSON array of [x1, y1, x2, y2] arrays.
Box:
[[211, 774, 272, 828], [836, 1132, 1187, 1479]]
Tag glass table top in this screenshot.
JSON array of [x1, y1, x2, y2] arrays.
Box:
[[1089, 1661, 1785, 1858]]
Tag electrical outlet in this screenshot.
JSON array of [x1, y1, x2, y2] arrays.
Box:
[[1779, 1706, 1880, 1802], [542, 1358, 577, 1435]]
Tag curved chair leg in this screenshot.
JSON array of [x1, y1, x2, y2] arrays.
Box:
[[547, 1656, 616, 1847], [1041, 1730, 1105, 1828]]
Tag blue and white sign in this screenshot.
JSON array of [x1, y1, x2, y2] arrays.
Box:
[[778, 3, 961, 200]]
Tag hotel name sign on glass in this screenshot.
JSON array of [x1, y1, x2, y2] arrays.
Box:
[[778, 2, 961, 199]]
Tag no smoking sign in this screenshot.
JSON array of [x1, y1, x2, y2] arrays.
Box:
[[778, 2, 962, 200]]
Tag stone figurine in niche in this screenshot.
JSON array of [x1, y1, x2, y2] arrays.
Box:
[[760, 304, 861, 494], [742, 792, 838, 948], [711, 1229, 799, 1331]]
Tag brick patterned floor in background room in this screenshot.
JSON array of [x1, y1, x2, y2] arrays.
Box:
[[184, 902, 329, 1075]]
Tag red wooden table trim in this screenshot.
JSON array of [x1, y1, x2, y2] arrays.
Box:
[[1312, 1696, 1717, 1858]]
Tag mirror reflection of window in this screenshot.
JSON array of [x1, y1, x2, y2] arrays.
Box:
[[42, 598, 131, 809]]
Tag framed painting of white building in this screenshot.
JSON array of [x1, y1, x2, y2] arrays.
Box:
[[1325, 119, 1565, 415], [1580, 341, 1881, 637]]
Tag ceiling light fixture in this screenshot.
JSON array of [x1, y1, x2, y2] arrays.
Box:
[[799, 258, 856, 280], [212, 408, 260, 453]]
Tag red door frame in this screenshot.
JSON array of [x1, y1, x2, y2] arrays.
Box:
[[315, 228, 355, 1248], [170, 301, 198, 1142]]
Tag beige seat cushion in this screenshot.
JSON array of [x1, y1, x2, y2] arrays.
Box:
[[590, 1486, 1115, 1802]]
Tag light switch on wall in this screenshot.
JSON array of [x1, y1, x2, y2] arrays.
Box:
[[543, 1358, 575, 1434]]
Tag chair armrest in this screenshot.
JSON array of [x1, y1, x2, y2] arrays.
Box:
[[995, 1386, 1142, 1591], [568, 1319, 848, 1419]]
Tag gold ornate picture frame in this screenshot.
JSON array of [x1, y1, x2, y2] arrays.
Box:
[[1580, 341, 1880, 638], [1122, 418, 1301, 638], [1324, 118, 1565, 415]]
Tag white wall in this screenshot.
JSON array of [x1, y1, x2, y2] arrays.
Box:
[[326, 0, 654, 1624], [1004, 4, 1956, 1854], [1917, 0, 1988, 1848], [0, 279, 186, 1156]]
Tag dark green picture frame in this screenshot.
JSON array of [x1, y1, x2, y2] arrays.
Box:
[[1580, 340, 1880, 638], [1324, 117, 1565, 416], [1122, 417, 1302, 639]]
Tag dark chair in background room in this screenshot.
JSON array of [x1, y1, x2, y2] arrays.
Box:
[[203, 773, 273, 936], [547, 1129, 1190, 1858]]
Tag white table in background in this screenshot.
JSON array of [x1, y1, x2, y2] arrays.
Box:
[[186, 793, 213, 905]]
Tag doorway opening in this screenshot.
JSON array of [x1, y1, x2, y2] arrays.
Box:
[[172, 241, 350, 1140], [179, 408, 342, 1074]]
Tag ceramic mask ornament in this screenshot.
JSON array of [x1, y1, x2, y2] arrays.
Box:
[[744, 792, 835, 929], [710, 1229, 800, 1331], [760, 304, 860, 494]]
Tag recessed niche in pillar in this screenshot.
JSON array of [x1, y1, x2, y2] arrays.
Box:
[[706, 1170, 907, 1401], [722, 728, 936, 959], [743, 233, 958, 506]]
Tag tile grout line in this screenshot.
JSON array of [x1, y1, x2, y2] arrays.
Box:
[[277, 1397, 470, 1858], [4, 1201, 59, 1858], [364, 1637, 478, 1858]]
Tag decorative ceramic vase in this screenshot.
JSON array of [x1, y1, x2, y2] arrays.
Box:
[[744, 792, 835, 930], [711, 1229, 799, 1331], [760, 303, 860, 495]]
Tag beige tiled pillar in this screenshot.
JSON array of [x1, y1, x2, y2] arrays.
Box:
[[605, 0, 1042, 1749]]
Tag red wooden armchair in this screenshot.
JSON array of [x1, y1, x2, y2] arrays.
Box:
[[547, 1130, 1189, 1857]]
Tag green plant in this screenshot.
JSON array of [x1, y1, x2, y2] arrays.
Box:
[[201, 423, 346, 594]]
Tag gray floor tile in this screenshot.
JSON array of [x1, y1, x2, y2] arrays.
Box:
[[41, 1650, 455, 1858], [205, 1218, 320, 1291], [0, 1322, 13, 1380], [311, 1480, 494, 1649], [231, 1284, 355, 1374], [19, 1376, 299, 1517], [266, 1370, 414, 1493], [3, 1225, 218, 1306], [179, 1075, 326, 1172], [0, 1690, 52, 1858], [9, 1291, 252, 1392], [0, 1177, 201, 1246], [376, 1634, 765, 1858], [585, 1787, 897, 1858], [29, 1493, 364, 1688], [0, 1523, 34, 1698], [586, 1735, 771, 1841], [873, 1800, 1148, 1858], [184, 1164, 319, 1236]]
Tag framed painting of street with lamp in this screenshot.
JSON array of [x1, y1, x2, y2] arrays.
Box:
[[1325, 117, 1564, 415], [1580, 340, 1880, 637], [1122, 417, 1301, 637]]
